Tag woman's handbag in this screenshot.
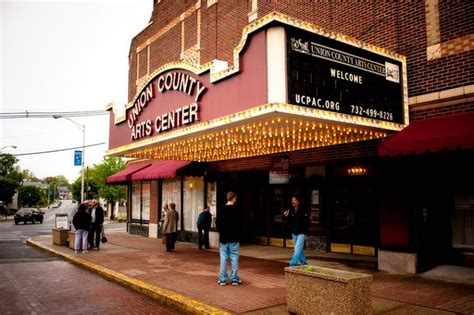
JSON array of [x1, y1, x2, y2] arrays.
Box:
[[162, 234, 167, 244], [101, 227, 108, 243]]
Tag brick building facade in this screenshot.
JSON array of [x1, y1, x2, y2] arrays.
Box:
[[107, 0, 474, 273]]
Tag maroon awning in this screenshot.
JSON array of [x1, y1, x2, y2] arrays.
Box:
[[130, 160, 191, 181], [105, 163, 151, 184], [379, 112, 474, 157]]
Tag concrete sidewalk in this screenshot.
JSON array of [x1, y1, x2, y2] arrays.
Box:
[[27, 229, 474, 314]]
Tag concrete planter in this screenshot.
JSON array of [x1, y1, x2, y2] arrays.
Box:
[[68, 231, 75, 250], [284, 266, 372, 314], [52, 228, 69, 246]]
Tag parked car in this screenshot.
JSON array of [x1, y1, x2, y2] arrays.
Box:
[[14, 208, 44, 224]]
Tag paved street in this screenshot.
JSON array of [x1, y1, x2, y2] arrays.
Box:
[[0, 201, 180, 314]]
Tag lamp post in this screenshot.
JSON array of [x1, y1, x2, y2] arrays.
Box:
[[53, 116, 85, 203]]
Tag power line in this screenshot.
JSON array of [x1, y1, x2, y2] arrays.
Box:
[[13, 142, 107, 156], [0, 110, 109, 119]]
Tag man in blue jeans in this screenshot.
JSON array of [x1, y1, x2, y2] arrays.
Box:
[[216, 191, 242, 286], [283, 194, 309, 267]]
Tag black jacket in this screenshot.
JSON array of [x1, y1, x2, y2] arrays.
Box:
[[73, 211, 91, 231], [197, 211, 212, 230], [91, 206, 104, 225], [216, 204, 241, 244], [287, 207, 309, 235]]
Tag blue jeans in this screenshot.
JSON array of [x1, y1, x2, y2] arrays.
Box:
[[290, 233, 307, 266], [219, 242, 240, 282]]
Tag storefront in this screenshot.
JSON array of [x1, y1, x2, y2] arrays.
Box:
[[106, 13, 408, 258]]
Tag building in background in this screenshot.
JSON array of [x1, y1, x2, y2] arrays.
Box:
[[106, 0, 474, 273]]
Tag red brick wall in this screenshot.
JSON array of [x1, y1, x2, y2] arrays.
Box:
[[184, 11, 198, 51], [209, 139, 380, 173], [128, 1, 473, 118], [200, 3, 217, 64], [410, 99, 474, 121], [439, 0, 474, 42]]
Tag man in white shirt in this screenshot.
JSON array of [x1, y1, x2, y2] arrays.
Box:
[[88, 199, 104, 250]]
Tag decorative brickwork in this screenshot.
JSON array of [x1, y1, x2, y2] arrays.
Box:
[[410, 99, 474, 122], [441, 34, 474, 57], [425, 0, 441, 46], [127, 1, 473, 119]]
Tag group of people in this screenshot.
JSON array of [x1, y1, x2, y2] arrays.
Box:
[[160, 191, 309, 287], [72, 199, 105, 254], [210, 191, 308, 286]]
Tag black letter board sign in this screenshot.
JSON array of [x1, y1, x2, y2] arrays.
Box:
[[287, 27, 404, 124]]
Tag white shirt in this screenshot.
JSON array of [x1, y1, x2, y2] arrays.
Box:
[[91, 207, 96, 223]]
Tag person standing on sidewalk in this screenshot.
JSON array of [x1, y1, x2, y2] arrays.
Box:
[[163, 203, 179, 252], [72, 203, 91, 254], [88, 199, 104, 250], [283, 194, 309, 267], [197, 205, 212, 250], [216, 191, 242, 286]]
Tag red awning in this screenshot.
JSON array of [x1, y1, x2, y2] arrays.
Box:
[[130, 160, 191, 181], [105, 163, 151, 184], [379, 112, 474, 157]]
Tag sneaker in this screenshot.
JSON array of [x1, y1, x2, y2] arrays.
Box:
[[82, 250, 88, 254], [74, 251, 78, 254], [232, 280, 242, 286], [218, 280, 226, 286]]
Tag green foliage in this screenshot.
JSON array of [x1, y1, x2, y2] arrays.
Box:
[[0, 154, 23, 204], [44, 175, 70, 188], [71, 177, 81, 202], [18, 185, 43, 207], [21, 169, 38, 181], [0, 153, 18, 177], [91, 157, 126, 204], [0, 179, 18, 204], [72, 157, 126, 204]]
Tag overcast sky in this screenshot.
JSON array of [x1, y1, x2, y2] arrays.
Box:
[[1, 0, 152, 182]]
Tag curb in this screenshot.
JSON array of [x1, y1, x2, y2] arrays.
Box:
[[27, 238, 231, 315]]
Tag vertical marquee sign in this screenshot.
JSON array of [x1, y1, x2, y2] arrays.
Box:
[[287, 27, 404, 124]]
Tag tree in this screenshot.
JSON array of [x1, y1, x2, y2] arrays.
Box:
[[0, 154, 23, 206], [0, 153, 18, 177], [21, 169, 38, 181], [71, 177, 82, 202], [44, 175, 70, 188], [79, 157, 126, 218], [0, 179, 18, 204], [18, 185, 43, 207]]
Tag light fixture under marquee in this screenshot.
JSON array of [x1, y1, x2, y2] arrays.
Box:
[[107, 103, 397, 162]]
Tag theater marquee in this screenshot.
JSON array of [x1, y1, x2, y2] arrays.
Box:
[[287, 27, 405, 124]]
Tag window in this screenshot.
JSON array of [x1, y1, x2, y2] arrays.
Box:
[[142, 182, 150, 221], [183, 177, 204, 231], [452, 196, 474, 249], [131, 181, 151, 223], [131, 182, 141, 221], [206, 181, 217, 228], [162, 178, 182, 229]]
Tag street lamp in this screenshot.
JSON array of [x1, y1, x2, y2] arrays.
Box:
[[0, 145, 17, 152], [53, 115, 85, 203]]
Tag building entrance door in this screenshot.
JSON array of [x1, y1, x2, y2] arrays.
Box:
[[254, 186, 289, 246], [327, 175, 377, 256]]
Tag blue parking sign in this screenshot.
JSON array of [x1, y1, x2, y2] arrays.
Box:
[[74, 150, 82, 166]]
